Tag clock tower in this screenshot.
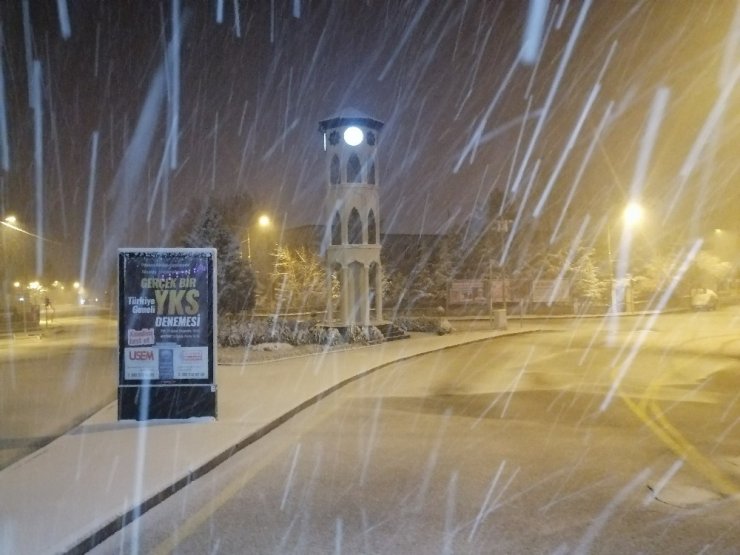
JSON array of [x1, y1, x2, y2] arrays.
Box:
[[318, 109, 384, 327]]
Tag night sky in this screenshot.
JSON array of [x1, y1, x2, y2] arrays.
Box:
[[0, 0, 738, 286]]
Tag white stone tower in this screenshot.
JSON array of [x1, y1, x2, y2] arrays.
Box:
[[319, 109, 384, 326]]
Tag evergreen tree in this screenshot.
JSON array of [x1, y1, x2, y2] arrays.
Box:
[[183, 204, 256, 314], [428, 234, 458, 305], [571, 248, 607, 302]]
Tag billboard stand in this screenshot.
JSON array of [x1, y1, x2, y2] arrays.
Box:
[[118, 248, 217, 420]]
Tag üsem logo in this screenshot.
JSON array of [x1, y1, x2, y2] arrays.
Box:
[[128, 349, 155, 361]]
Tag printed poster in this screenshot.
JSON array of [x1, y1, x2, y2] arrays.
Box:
[[119, 249, 216, 383]]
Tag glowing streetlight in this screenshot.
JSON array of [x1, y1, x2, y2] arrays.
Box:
[[244, 213, 273, 261], [609, 201, 645, 262], [1, 215, 23, 232], [257, 214, 271, 228], [622, 201, 645, 228], [1, 215, 38, 237], [608, 201, 645, 313]]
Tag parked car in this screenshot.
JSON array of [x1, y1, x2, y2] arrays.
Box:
[[690, 288, 718, 311]]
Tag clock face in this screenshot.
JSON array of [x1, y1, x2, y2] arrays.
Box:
[[343, 126, 364, 146]]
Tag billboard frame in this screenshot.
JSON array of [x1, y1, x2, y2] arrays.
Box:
[[117, 248, 217, 420]]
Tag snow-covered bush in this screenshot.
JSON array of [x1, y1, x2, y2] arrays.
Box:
[[287, 320, 320, 346], [309, 326, 344, 346], [392, 316, 439, 333], [218, 315, 349, 348], [245, 318, 280, 345], [437, 318, 453, 335], [217, 316, 239, 347], [366, 326, 384, 343], [342, 325, 384, 344], [325, 327, 344, 346], [344, 325, 365, 344]]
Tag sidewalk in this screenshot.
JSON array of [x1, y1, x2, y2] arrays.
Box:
[[0, 325, 540, 555]]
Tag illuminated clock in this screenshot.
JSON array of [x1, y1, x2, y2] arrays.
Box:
[[343, 126, 364, 146]]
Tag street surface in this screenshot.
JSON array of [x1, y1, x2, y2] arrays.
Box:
[[92, 308, 740, 554], [0, 309, 117, 469]]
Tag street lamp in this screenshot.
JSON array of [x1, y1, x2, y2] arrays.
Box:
[[257, 214, 271, 228], [622, 201, 644, 228], [608, 201, 645, 312], [1, 215, 23, 232], [608, 202, 645, 269], [244, 214, 272, 261]]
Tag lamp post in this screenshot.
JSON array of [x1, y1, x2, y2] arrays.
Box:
[[244, 214, 272, 261], [608, 201, 644, 313], [242, 214, 273, 309]]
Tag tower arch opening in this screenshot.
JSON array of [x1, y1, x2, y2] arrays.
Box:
[[347, 153, 362, 183], [330, 155, 341, 184], [331, 211, 342, 245], [368, 210, 377, 244], [348, 208, 363, 245]]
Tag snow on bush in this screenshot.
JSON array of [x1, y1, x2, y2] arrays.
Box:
[[393, 316, 439, 333], [309, 326, 344, 346], [323, 327, 343, 346], [343, 325, 384, 344], [437, 318, 453, 335], [218, 316, 349, 347], [252, 342, 294, 352]]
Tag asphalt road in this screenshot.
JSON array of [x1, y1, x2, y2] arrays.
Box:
[[0, 312, 117, 469], [92, 308, 740, 554]]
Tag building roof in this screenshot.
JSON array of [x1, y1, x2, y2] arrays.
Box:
[[318, 107, 384, 132]]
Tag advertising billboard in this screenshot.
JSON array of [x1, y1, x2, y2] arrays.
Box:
[[118, 248, 217, 420]]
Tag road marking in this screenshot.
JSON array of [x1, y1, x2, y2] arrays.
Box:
[[620, 395, 738, 496], [614, 357, 739, 497], [648, 398, 738, 496]]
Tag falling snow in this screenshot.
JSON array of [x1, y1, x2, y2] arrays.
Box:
[[1, 1, 739, 553]]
